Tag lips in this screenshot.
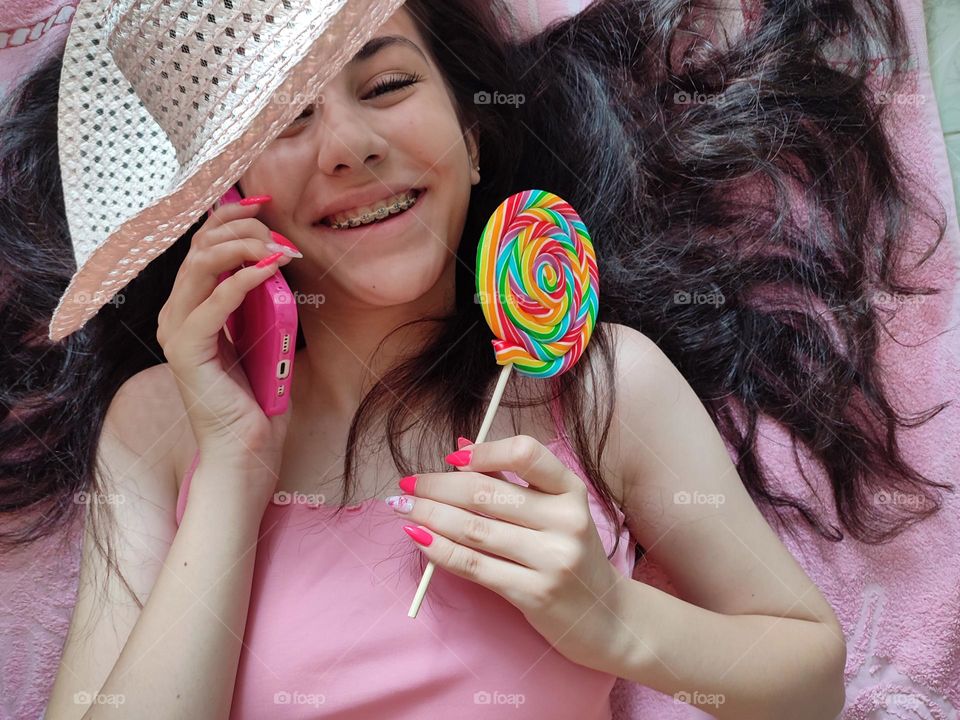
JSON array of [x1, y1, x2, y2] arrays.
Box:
[[312, 186, 424, 227], [311, 188, 426, 235], [313, 188, 424, 228]]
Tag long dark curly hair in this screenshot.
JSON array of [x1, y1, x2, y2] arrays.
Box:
[[0, 0, 952, 597]]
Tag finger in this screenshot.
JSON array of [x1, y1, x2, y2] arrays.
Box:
[[404, 471, 555, 531], [400, 522, 536, 606], [195, 217, 275, 249], [453, 435, 581, 496], [199, 196, 271, 239], [174, 218, 276, 295], [391, 495, 542, 568], [456, 435, 510, 484], [165, 238, 293, 332], [181, 260, 288, 353]]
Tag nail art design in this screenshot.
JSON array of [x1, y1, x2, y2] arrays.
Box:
[[269, 230, 302, 256], [265, 242, 300, 257], [403, 525, 433, 546], [385, 495, 414, 513]]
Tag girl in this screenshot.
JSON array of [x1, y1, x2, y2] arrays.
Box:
[[1, 0, 946, 718]]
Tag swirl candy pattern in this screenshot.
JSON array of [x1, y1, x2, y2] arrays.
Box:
[[476, 189, 599, 378]]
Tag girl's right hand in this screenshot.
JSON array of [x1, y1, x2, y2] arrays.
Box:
[[157, 197, 298, 506]]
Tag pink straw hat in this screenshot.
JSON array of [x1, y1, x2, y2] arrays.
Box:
[[48, 0, 407, 342]]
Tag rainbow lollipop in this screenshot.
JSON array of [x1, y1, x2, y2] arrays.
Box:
[[408, 189, 599, 618], [477, 189, 598, 377]]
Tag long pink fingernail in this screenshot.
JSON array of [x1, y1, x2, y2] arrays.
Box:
[[255, 251, 284, 268], [398, 475, 417, 494], [269, 231, 301, 255], [445, 450, 471, 467], [403, 525, 433, 546], [457, 436, 473, 450], [239, 194, 272, 206]]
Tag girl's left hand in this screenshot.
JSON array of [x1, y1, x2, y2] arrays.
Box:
[[388, 434, 627, 672]]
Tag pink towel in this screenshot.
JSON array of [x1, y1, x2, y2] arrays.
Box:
[[0, 1, 75, 98], [1, 2, 957, 719]]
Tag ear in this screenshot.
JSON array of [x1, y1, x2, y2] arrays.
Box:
[[465, 128, 480, 185], [465, 126, 479, 169]]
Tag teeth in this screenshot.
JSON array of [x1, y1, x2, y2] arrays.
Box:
[[324, 190, 420, 229]]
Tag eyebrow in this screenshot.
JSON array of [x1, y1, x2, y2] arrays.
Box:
[[352, 35, 427, 63]]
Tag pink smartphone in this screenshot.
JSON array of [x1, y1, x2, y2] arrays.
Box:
[[208, 185, 298, 417]]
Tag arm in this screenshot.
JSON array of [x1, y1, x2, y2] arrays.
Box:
[[45, 365, 268, 719], [601, 324, 846, 720]]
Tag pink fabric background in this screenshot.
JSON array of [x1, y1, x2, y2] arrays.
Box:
[[1, 1, 957, 719]]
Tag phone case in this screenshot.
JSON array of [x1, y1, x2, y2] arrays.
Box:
[[210, 185, 298, 417]]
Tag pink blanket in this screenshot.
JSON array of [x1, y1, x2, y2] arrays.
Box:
[[1, 1, 957, 719]]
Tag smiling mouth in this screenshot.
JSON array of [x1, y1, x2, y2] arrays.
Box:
[[314, 188, 425, 230]]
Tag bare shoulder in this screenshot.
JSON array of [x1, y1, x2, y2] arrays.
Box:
[[598, 328, 844, 632], [104, 363, 194, 495], [604, 321, 664, 361], [593, 322, 678, 506]]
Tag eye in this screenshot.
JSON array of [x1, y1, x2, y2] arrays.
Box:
[[280, 72, 423, 136], [364, 72, 424, 99], [280, 106, 315, 133]]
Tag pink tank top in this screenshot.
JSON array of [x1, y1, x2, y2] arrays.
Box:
[[174, 402, 636, 719]]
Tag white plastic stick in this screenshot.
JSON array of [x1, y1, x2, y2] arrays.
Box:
[[408, 363, 513, 618]]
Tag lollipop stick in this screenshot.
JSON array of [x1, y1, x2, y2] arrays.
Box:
[[407, 363, 514, 618], [473, 363, 513, 445]]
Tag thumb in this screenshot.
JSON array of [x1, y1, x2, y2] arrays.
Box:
[[455, 436, 513, 485]]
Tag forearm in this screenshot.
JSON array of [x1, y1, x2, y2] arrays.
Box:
[[605, 579, 847, 720], [81, 466, 266, 719]]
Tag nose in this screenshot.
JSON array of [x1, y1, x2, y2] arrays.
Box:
[[307, 95, 389, 176]]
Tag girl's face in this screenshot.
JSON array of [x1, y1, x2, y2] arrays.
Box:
[[238, 7, 479, 310]]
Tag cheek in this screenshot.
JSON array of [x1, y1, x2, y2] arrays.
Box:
[[395, 97, 466, 177], [320, 243, 450, 308], [238, 150, 310, 218]]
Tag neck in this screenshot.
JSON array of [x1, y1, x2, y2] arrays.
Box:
[[290, 272, 456, 426]]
